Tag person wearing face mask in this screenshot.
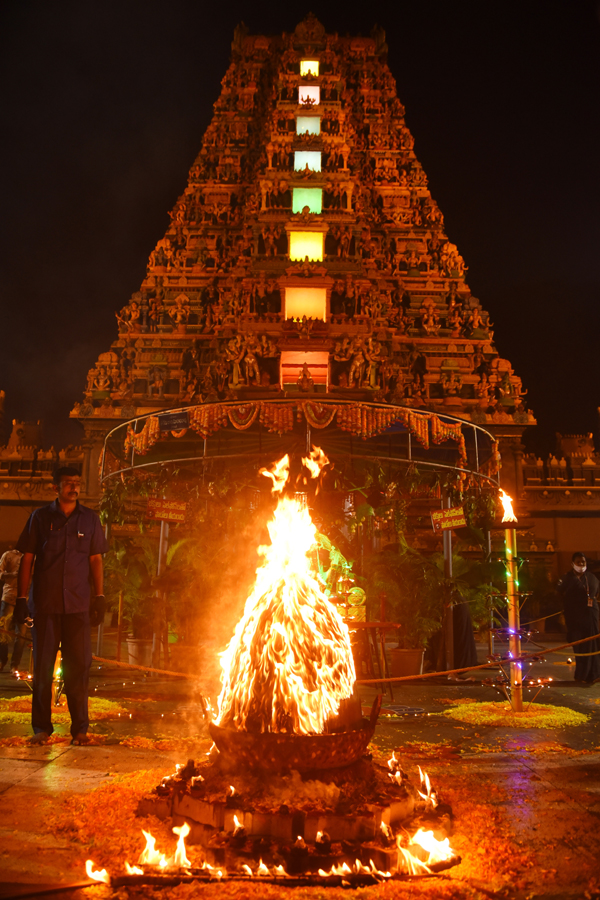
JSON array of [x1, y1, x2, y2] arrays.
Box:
[[557, 552, 600, 684]]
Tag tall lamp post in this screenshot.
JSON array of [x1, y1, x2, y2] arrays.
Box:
[[500, 490, 522, 712]]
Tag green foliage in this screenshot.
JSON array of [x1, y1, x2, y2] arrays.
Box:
[[103, 537, 158, 638], [362, 536, 445, 649], [100, 461, 273, 645], [99, 456, 507, 653]]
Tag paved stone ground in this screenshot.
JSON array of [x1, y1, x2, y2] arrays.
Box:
[[0, 635, 599, 899]]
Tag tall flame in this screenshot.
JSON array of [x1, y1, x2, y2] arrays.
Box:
[[499, 489, 517, 523], [216, 454, 355, 734]]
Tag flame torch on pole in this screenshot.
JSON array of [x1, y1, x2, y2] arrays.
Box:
[[500, 490, 522, 712]]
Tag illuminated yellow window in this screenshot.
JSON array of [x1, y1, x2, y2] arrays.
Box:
[[299, 85, 320, 106], [289, 232, 324, 262], [300, 60, 319, 77], [284, 288, 327, 320], [294, 151, 321, 172], [296, 116, 320, 135], [292, 188, 322, 214]]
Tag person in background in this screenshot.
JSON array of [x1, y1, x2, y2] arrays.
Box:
[[0, 545, 27, 672], [558, 552, 600, 684], [0, 611, 12, 671], [15, 467, 108, 744]]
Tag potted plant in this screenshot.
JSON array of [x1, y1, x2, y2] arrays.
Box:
[[363, 536, 447, 675], [103, 538, 156, 665]]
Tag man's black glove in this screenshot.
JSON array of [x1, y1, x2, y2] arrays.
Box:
[[89, 595, 106, 627], [14, 597, 31, 626]]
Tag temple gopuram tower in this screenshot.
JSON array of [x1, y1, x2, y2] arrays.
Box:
[[73, 15, 534, 498]]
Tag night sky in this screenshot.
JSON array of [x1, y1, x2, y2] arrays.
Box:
[[1, 0, 599, 455]]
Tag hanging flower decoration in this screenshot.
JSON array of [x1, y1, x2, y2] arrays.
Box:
[[121, 400, 479, 470], [227, 403, 260, 430]]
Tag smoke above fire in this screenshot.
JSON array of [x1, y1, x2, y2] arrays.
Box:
[[216, 450, 356, 735]]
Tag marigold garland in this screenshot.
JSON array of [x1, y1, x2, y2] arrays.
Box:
[[227, 403, 259, 430], [124, 415, 161, 456], [302, 400, 337, 429], [122, 401, 479, 474]]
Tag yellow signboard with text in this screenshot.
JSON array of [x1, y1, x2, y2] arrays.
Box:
[[431, 506, 467, 533], [147, 498, 187, 523]]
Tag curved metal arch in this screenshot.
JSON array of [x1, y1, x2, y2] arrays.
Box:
[[99, 398, 500, 487]]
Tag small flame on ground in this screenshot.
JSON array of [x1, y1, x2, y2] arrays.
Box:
[[172, 822, 191, 867], [228, 785, 236, 797], [417, 766, 438, 808], [397, 828, 453, 874], [500, 489, 518, 523], [387, 750, 398, 770], [139, 830, 166, 867], [242, 864, 252, 876], [125, 862, 143, 875], [318, 859, 390, 879], [137, 825, 191, 870], [257, 859, 270, 875], [380, 821, 394, 840], [85, 860, 109, 883]]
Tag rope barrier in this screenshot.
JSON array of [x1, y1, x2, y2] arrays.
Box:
[[91, 655, 192, 679], [3, 629, 599, 684], [0, 628, 192, 678], [355, 631, 600, 685], [519, 610, 563, 627]]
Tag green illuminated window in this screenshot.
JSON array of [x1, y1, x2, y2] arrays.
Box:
[[292, 188, 322, 214], [294, 151, 321, 172], [296, 116, 320, 135]]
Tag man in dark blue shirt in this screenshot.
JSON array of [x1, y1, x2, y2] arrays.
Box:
[[15, 467, 108, 744]]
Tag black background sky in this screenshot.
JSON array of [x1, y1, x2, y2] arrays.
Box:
[[1, 0, 599, 455]]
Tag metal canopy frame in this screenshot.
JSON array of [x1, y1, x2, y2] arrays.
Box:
[[99, 399, 500, 489]]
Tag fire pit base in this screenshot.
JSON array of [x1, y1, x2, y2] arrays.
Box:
[[137, 750, 454, 877], [208, 715, 375, 772]]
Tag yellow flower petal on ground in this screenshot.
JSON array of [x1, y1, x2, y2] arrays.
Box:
[[443, 701, 589, 729], [0, 695, 128, 724]]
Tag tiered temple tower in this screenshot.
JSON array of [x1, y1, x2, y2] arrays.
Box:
[[72, 15, 534, 497]]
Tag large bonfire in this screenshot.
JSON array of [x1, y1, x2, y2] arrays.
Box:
[[216, 450, 356, 735]]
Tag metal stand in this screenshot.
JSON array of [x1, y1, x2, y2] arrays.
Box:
[[505, 526, 523, 711]]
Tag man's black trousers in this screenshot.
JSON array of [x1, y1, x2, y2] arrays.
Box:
[[31, 612, 91, 737]]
